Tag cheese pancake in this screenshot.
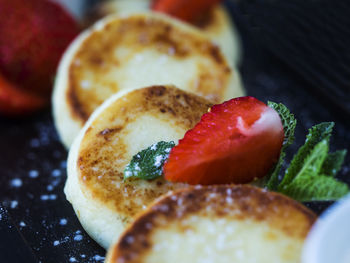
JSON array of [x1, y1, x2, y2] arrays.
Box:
[[65, 85, 212, 249], [106, 185, 317, 263], [53, 12, 244, 148], [94, 0, 242, 66]]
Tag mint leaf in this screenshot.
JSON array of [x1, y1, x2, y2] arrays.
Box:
[[279, 122, 334, 188], [321, 150, 347, 177], [279, 139, 329, 194], [264, 103, 348, 201], [124, 141, 175, 180], [276, 124, 349, 202], [280, 174, 349, 202], [265, 102, 296, 190]]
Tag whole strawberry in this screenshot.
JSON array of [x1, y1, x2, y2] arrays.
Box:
[[0, 0, 79, 97]]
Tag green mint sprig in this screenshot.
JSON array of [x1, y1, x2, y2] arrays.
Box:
[[265, 104, 349, 202], [124, 141, 175, 181]]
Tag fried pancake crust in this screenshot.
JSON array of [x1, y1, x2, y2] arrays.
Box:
[[65, 85, 212, 248], [106, 185, 316, 263]]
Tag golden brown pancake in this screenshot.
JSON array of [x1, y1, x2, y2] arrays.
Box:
[[65, 85, 212, 249], [106, 185, 317, 263], [93, 0, 242, 65], [53, 12, 244, 149]]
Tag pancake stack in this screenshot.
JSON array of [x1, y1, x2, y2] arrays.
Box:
[[53, 13, 243, 148], [52, 3, 316, 262]]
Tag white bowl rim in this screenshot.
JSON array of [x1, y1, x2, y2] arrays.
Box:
[[302, 194, 350, 263]]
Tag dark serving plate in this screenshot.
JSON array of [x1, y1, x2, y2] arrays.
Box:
[[1, 1, 350, 262]]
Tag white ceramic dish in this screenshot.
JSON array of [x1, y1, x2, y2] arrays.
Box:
[[302, 194, 350, 263]]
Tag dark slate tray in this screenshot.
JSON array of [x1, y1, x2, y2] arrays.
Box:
[[1, 1, 350, 262]]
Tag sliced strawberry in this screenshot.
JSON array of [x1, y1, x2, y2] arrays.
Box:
[[151, 0, 222, 23], [163, 97, 284, 185], [0, 73, 47, 117]]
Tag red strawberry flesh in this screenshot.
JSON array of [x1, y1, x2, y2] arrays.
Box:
[[163, 96, 284, 185]]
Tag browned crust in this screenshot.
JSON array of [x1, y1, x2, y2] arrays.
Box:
[[66, 14, 231, 124], [108, 185, 317, 263], [77, 85, 212, 221], [66, 74, 90, 122]]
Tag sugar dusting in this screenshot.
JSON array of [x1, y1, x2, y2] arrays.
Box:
[[154, 155, 163, 167], [29, 170, 39, 178], [53, 240, 60, 246], [0, 206, 4, 221], [10, 178, 23, 188], [74, 234, 83, 241], [1, 117, 107, 262], [10, 200, 18, 209], [59, 218, 68, 225], [40, 194, 57, 201]]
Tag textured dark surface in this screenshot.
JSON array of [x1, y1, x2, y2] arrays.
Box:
[[0, 114, 106, 263], [234, 0, 350, 115], [1, 1, 350, 263], [0, 205, 38, 263]]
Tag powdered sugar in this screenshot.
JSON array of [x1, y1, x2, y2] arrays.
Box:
[[74, 235, 83, 241], [59, 218, 67, 225], [10, 178, 22, 188], [150, 143, 158, 151], [40, 194, 57, 201], [51, 169, 61, 177], [29, 170, 39, 178], [1, 114, 109, 262], [53, 240, 60, 246], [92, 255, 105, 261], [10, 200, 18, 209], [154, 155, 164, 167]]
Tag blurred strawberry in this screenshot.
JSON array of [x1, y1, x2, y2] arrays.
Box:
[[151, 0, 222, 23], [0, 73, 47, 117], [0, 0, 79, 98]]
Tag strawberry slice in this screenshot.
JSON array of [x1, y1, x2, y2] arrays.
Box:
[[0, 73, 47, 117], [151, 0, 222, 23], [163, 97, 284, 185]]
